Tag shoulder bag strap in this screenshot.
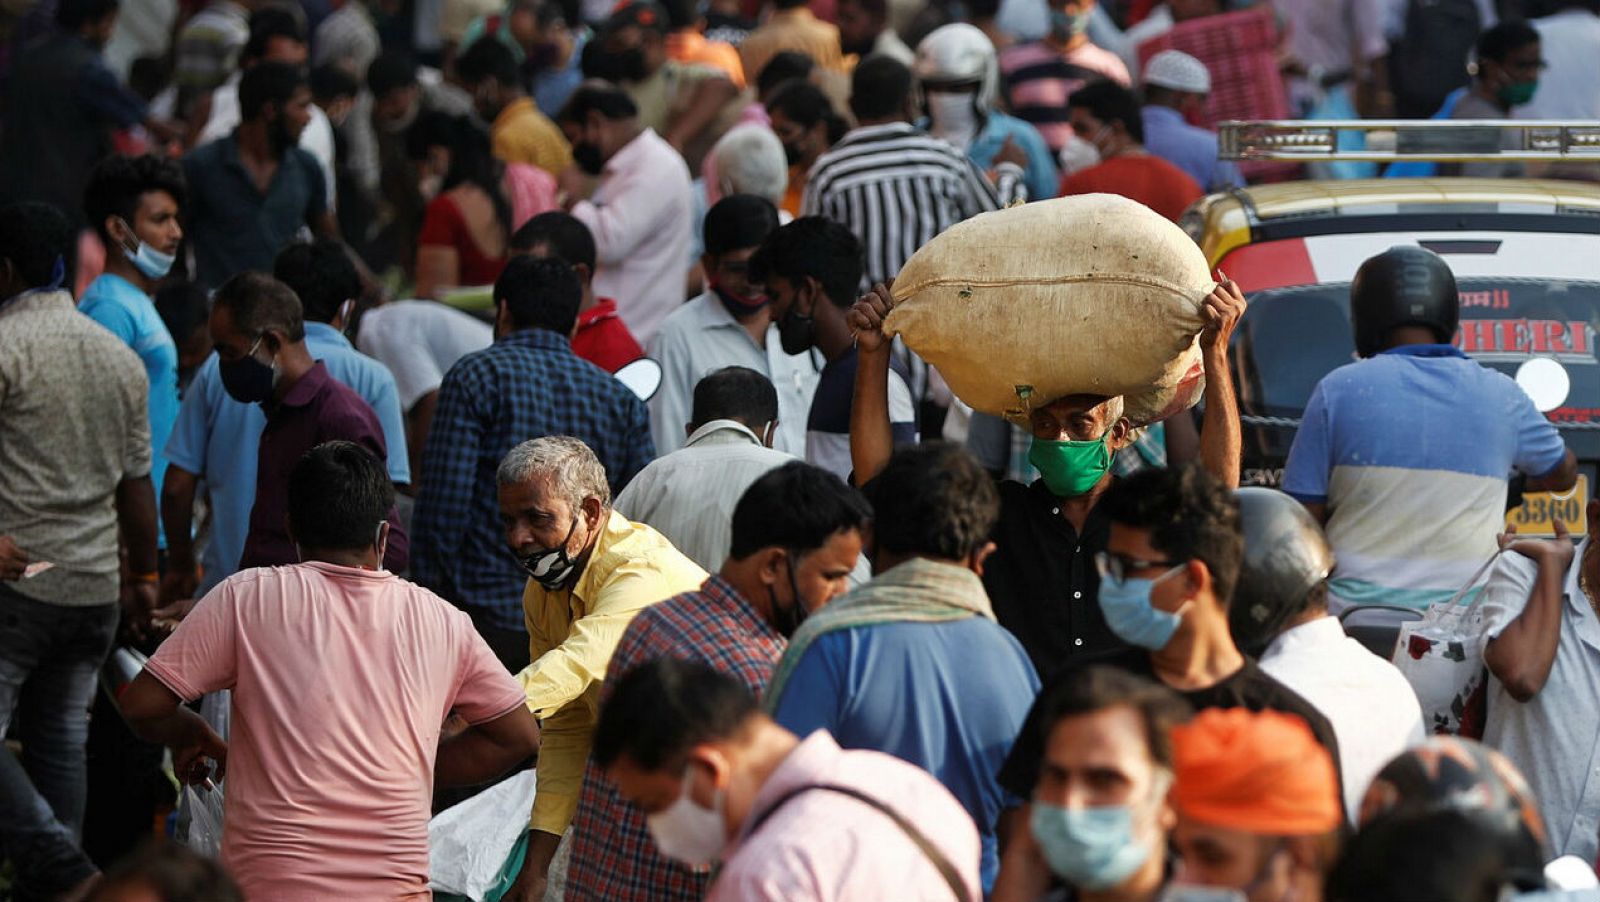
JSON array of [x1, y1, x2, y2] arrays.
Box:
[[745, 782, 974, 902]]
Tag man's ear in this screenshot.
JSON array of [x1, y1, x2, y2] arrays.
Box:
[[573, 261, 593, 286], [583, 496, 606, 531], [1108, 416, 1134, 450], [968, 540, 997, 577], [1183, 558, 1213, 601]]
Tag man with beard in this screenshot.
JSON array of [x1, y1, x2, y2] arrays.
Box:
[[553, 81, 692, 345], [747, 216, 916, 480], [182, 61, 339, 289]]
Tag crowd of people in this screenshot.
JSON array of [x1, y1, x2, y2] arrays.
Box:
[[1, 0, 1599, 898]]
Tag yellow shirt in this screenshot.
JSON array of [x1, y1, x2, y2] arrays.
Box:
[[738, 8, 847, 84], [518, 510, 708, 834], [492, 96, 574, 178]]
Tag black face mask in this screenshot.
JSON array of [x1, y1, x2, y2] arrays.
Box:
[[767, 551, 809, 638], [777, 303, 815, 355], [269, 114, 295, 156], [573, 142, 606, 175], [585, 45, 649, 83], [782, 139, 805, 166]]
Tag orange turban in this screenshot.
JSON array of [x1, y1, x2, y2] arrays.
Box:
[[1170, 707, 1342, 835]]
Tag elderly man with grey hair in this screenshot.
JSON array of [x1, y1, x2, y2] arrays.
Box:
[[495, 434, 707, 902]]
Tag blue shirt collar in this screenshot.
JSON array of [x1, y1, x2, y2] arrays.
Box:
[[1142, 105, 1186, 126], [1379, 343, 1467, 359], [303, 320, 353, 350]]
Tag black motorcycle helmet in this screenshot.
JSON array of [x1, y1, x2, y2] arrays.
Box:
[[1229, 487, 1336, 656], [1359, 737, 1550, 863], [1349, 246, 1460, 358]]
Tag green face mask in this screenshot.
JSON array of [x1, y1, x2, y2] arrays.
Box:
[[1498, 79, 1538, 107], [1029, 433, 1112, 498]]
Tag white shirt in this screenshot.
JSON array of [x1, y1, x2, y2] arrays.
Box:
[[572, 128, 693, 347], [199, 71, 339, 206], [1259, 615, 1426, 820], [648, 291, 820, 458], [355, 300, 493, 410], [1479, 539, 1600, 865], [613, 419, 793, 573], [1516, 9, 1600, 120]]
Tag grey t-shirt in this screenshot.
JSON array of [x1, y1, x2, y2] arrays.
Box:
[[0, 289, 151, 605]]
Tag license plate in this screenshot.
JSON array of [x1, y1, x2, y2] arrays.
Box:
[[1506, 475, 1589, 537]]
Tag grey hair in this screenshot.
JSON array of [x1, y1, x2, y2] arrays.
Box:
[[496, 436, 611, 511], [712, 125, 788, 204]]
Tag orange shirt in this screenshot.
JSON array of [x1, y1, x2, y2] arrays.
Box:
[[1058, 154, 1203, 222], [666, 30, 746, 87]]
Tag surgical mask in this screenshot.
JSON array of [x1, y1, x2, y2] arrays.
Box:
[[218, 335, 277, 404], [1498, 79, 1537, 107], [1031, 802, 1151, 889], [573, 142, 606, 176], [515, 518, 582, 590], [1060, 135, 1101, 175], [1029, 433, 1111, 498], [926, 91, 980, 148], [1097, 563, 1188, 650], [1049, 7, 1092, 39], [777, 303, 814, 355], [117, 218, 176, 279], [710, 278, 768, 317], [767, 551, 808, 638], [646, 763, 727, 866]]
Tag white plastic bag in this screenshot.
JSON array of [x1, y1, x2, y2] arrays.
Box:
[[1391, 552, 1501, 736], [181, 782, 225, 858], [429, 769, 538, 901]]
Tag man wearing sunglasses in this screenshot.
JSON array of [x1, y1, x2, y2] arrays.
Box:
[[992, 465, 1344, 900]]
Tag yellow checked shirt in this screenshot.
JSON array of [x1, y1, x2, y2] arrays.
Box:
[[491, 97, 574, 178], [518, 510, 707, 835]]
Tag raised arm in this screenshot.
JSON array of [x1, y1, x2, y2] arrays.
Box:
[[1197, 276, 1245, 489], [847, 283, 896, 486], [1484, 521, 1576, 702]]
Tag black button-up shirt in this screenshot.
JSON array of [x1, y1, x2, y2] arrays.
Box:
[[983, 479, 1128, 680]]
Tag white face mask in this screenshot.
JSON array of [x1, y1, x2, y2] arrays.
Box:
[[926, 90, 980, 149], [1059, 133, 1102, 175], [646, 763, 727, 866]]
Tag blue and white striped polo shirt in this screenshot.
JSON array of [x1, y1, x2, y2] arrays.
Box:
[[1283, 344, 1568, 610]]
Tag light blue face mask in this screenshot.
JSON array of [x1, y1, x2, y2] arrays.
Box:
[[1097, 564, 1188, 650], [1030, 801, 1151, 890], [118, 218, 176, 280]]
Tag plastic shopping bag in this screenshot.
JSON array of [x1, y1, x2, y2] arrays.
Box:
[[429, 769, 538, 902], [1392, 552, 1501, 737], [181, 782, 225, 858]]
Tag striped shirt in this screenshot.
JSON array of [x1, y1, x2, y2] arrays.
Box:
[[801, 121, 1022, 289], [999, 40, 1130, 153]]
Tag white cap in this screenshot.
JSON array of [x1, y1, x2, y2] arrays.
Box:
[[1142, 50, 1211, 95]]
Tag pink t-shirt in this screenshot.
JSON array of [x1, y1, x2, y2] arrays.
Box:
[[146, 562, 527, 902], [707, 731, 982, 902]]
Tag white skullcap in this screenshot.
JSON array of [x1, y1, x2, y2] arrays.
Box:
[[1142, 50, 1211, 95]]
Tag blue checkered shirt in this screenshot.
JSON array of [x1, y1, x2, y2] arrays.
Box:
[[410, 328, 654, 631], [563, 574, 786, 901]]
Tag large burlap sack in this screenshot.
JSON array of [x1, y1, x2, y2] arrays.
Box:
[[884, 194, 1213, 425]]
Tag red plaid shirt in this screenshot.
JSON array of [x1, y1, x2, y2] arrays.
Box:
[[563, 575, 786, 901]]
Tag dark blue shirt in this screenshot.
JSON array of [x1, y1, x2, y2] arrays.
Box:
[[410, 328, 654, 631], [771, 614, 1040, 891], [182, 134, 328, 289]]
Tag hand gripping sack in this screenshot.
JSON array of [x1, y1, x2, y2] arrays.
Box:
[[1391, 551, 1502, 738], [884, 194, 1212, 425]]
